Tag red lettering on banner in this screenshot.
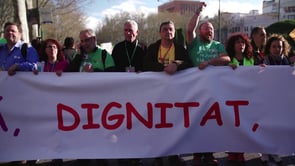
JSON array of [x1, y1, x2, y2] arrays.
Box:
[[226, 100, 249, 127], [200, 102, 223, 126], [252, 123, 259, 132], [126, 102, 153, 129], [0, 113, 8, 132], [82, 104, 100, 129], [56, 100, 254, 131], [174, 102, 200, 128], [155, 103, 173, 128], [101, 102, 124, 130], [57, 104, 80, 131], [0, 96, 21, 137]]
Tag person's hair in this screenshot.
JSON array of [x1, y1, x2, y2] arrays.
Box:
[[198, 21, 213, 30], [64, 37, 74, 48], [250, 27, 266, 51], [264, 33, 290, 56], [159, 20, 174, 32], [4, 22, 22, 33], [226, 33, 253, 59], [31, 38, 43, 56], [79, 29, 96, 37], [41, 38, 65, 62], [250, 27, 265, 40], [124, 20, 138, 31]]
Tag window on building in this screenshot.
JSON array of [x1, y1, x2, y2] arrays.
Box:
[[244, 27, 248, 32], [288, 15, 295, 19], [285, 6, 295, 13]]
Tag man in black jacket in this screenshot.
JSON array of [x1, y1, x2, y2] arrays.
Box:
[[112, 20, 147, 72]]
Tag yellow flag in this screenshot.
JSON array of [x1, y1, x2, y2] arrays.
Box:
[[289, 28, 295, 42]]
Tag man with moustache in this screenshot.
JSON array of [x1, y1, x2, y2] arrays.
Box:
[[186, 2, 230, 70], [186, 2, 230, 166]]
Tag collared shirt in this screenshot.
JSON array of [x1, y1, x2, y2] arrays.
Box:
[[0, 41, 39, 71]]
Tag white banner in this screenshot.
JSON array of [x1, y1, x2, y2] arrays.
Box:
[[0, 66, 295, 162]]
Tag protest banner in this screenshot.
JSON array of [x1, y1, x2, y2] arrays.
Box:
[[0, 67, 295, 162]]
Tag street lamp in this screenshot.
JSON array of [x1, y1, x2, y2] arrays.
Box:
[[218, 0, 221, 41], [278, 0, 281, 21]]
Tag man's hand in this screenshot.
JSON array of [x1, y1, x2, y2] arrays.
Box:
[[198, 61, 210, 70], [7, 63, 18, 76], [196, 2, 207, 14], [228, 64, 238, 70], [83, 63, 94, 72], [164, 63, 178, 75], [56, 70, 62, 76]]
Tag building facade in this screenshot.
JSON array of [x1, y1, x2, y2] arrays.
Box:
[[228, 0, 294, 37], [157, 0, 294, 42], [263, 0, 295, 20], [158, 0, 202, 15]]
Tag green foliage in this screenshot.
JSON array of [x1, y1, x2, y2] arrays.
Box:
[[266, 20, 295, 48], [266, 20, 295, 35]]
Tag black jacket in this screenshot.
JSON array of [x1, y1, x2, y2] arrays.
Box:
[[143, 40, 193, 71]]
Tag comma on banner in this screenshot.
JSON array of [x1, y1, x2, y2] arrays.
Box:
[[0, 96, 21, 137], [56, 100, 259, 132]]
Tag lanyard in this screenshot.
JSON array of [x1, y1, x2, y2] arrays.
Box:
[[125, 40, 138, 67], [159, 44, 172, 64]]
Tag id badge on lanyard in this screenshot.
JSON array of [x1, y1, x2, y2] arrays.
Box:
[[125, 66, 135, 72], [125, 40, 138, 72]]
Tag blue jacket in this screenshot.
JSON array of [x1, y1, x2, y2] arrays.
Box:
[[0, 41, 39, 71]]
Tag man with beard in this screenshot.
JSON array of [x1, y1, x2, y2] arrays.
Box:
[[186, 2, 230, 166], [186, 2, 230, 70]]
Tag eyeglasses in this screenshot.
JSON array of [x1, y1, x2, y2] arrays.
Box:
[[46, 45, 57, 49], [80, 36, 94, 43]]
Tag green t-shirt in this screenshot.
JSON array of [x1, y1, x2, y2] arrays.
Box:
[[80, 48, 115, 72], [188, 38, 226, 67]]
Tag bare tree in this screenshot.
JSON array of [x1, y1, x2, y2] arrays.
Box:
[[95, 11, 191, 48], [11, 0, 30, 42], [37, 0, 90, 43], [0, 1, 14, 35], [96, 12, 135, 45]]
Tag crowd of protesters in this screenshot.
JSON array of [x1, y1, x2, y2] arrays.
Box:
[[0, 1, 294, 166]]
